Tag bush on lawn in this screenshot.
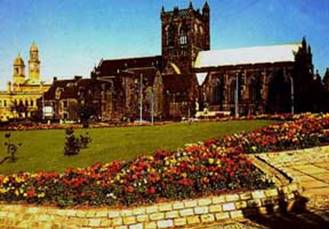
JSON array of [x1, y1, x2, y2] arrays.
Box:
[[64, 128, 92, 156]]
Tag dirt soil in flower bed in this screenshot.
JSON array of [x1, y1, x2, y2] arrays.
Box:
[[1, 113, 329, 208]]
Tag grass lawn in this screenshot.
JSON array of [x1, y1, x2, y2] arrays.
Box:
[[0, 120, 273, 175]]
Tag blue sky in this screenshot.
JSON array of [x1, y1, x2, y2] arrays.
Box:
[[0, 0, 328, 88]]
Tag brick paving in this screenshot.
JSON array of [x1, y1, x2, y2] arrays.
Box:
[[189, 147, 329, 228]]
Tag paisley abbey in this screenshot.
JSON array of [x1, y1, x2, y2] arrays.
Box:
[[41, 2, 325, 122]]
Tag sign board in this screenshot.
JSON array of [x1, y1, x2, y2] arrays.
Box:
[[43, 106, 54, 117]]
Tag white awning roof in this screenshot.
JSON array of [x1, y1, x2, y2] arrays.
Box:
[[194, 43, 301, 69]]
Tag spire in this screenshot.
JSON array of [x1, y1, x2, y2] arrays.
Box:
[[203, 1, 209, 10], [302, 36, 307, 49], [30, 41, 38, 52], [161, 6, 165, 13], [202, 1, 209, 15], [308, 45, 312, 54], [189, 0, 193, 9]]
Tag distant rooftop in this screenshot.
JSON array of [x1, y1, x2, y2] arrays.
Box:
[[194, 43, 302, 69]]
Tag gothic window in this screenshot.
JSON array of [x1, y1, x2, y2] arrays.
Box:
[[179, 24, 188, 46], [199, 25, 204, 35], [63, 100, 68, 108], [230, 80, 236, 104], [168, 24, 175, 47], [249, 78, 262, 104], [212, 78, 224, 106]]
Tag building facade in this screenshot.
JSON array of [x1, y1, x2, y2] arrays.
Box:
[[43, 2, 324, 122], [0, 43, 50, 121]]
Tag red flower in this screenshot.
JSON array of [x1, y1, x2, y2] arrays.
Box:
[[126, 186, 134, 193], [26, 187, 36, 198], [178, 178, 193, 186], [147, 187, 156, 194]]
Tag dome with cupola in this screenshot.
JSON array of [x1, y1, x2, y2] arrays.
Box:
[[14, 54, 25, 66]]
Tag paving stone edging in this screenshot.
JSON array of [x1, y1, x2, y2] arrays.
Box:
[[0, 156, 301, 229]]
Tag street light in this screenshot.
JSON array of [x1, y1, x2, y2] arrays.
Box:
[[151, 88, 154, 125], [235, 72, 239, 118], [289, 76, 295, 115], [139, 73, 143, 123]]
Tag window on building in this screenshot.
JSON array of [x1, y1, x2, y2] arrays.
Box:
[[179, 36, 187, 45], [0, 100, 2, 107], [212, 80, 223, 105], [25, 100, 28, 107], [168, 24, 175, 47], [63, 101, 68, 108], [4, 100, 7, 107], [179, 24, 188, 46], [30, 100, 34, 106]]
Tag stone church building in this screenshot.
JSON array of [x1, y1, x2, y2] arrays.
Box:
[[44, 2, 319, 122]]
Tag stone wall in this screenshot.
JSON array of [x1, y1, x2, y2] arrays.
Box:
[[0, 184, 301, 228], [0, 154, 302, 228]]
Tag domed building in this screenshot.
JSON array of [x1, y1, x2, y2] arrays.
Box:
[[0, 42, 51, 121]]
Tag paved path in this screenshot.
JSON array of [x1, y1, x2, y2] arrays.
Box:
[[188, 147, 329, 228]]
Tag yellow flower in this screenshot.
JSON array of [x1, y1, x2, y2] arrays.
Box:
[[208, 158, 214, 165], [37, 193, 45, 198], [3, 177, 9, 184]]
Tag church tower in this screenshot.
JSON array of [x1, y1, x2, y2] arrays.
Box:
[[13, 54, 25, 85], [161, 1, 210, 74], [28, 42, 40, 83]]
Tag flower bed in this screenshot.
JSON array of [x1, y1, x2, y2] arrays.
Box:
[[0, 113, 300, 131], [204, 113, 329, 154], [0, 149, 272, 207], [1, 113, 329, 208]]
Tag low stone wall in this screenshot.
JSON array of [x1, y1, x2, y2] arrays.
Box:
[[0, 156, 302, 229]]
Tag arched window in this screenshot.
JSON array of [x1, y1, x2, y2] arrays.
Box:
[[230, 80, 236, 104], [168, 24, 175, 47], [212, 78, 224, 106], [179, 24, 188, 45], [249, 78, 262, 103]]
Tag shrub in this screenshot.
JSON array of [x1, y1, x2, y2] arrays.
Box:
[[3, 133, 22, 162], [64, 128, 92, 156]]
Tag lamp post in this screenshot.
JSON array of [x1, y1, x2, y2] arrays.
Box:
[[139, 73, 143, 123], [289, 76, 295, 115], [235, 72, 239, 118], [151, 88, 154, 125]]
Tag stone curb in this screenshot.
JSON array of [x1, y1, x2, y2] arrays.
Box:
[[0, 154, 302, 228]]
